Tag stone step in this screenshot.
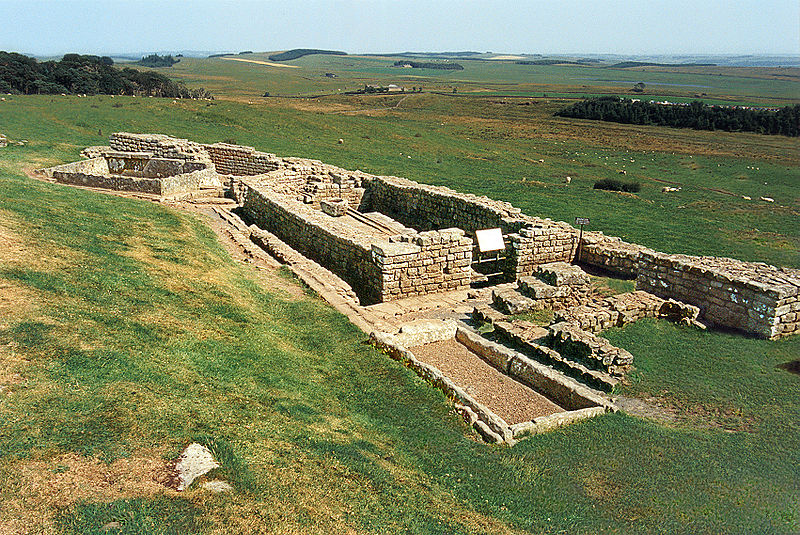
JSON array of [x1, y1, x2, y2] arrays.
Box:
[[491, 286, 539, 315], [471, 305, 618, 392], [492, 321, 619, 392]]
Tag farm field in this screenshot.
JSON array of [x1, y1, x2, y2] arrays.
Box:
[[0, 54, 799, 534], [162, 53, 800, 105]]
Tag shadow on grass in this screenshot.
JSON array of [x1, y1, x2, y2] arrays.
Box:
[[57, 497, 204, 535]]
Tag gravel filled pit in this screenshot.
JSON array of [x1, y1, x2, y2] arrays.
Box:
[[410, 338, 565, 425]]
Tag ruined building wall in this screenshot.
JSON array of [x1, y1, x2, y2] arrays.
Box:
[[373, 230, 472, 301], [359, 174, 579, 278], [506, 224, 579, 278], [636, 252, 800, 339], [235, 179, 472, 304], [60, 133, 798, 337], [578, 233, 651, 279], [359, 174, 519, 233], [47, 157, 209, 196], [109, 133, 209, 162], [203, 143, 282, 175]]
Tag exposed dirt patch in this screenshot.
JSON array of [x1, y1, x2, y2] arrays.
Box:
[[220, 57, 300, 69], [411, 338, 565, 424], [0, 449, 175, 535], [616, 394, 756, 432]]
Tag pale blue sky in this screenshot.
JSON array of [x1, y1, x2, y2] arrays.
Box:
[[1, 0, 797, 56]]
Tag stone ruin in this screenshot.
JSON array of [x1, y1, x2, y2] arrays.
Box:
[[38, 132, 799, 442], [40, 132, 799, 341]]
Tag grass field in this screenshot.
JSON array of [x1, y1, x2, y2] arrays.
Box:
[[0, 56, 798, 534], [161, 53, 800, 106]]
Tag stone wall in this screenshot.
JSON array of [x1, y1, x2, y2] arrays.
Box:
[[360, 174, 520, 232], [235, 179, 472, 304], [109, 133, 209, 162], [556, 290, 700, 333], [636, 252, 800, 339], [47, 157, 209, 196], [46, 132, 799, 339], [372, 229, 472, 301], [578, 233, 651, 279], [203, 143, 281, 175], [360, 174, 580, 279], [506, 223, 579, 278]]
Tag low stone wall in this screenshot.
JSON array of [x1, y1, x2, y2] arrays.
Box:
[[236, 179, 472, 304], [556, 290, 700, 333], [203, 143, 281, 175], [109, 133, 209, 162], [360, 174, 521, 233], [370, 330, 514, 443], [455, 328, 611, 412], [519, 262, 590, 309], [547, 322, 634, 377], [370, 326, 612, 444], [237, 180, 381, 303], [579, 233, 651, 279], [47, 157, 211, 196], [636, 252, 800, 339]]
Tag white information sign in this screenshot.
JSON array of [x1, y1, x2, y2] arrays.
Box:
[[475, 228, 505, 253]]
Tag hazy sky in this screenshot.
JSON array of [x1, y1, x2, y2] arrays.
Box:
[[1, 0, 798, 56]]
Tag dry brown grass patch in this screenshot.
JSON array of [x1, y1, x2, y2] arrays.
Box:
[[0, 448, 175, 535]]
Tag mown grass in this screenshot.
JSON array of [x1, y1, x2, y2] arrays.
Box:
[[0, 89, 798, 533]]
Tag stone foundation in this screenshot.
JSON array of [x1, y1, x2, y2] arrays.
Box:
[[41, 132, 800, 336], [45, 156, 214, 196]]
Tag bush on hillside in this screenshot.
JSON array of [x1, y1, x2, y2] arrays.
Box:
[[593, 178, 641, 193]]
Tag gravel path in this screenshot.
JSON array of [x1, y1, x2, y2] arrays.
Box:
[[411, 339, 565, 424]]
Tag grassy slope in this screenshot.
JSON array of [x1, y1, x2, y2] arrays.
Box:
[[0, 89, 798, 533]]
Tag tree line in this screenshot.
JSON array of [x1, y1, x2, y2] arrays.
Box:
[[137, 54, 179, 68], [393, 61, 464, 70], [268, 49, 346, 62], [0, 52, 212, 98], [556, 97, 799, 136]]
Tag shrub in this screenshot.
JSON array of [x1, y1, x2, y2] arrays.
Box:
[[593, 178, 641, 193]]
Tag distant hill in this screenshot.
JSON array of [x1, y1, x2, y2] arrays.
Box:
[[516, 59, 581, 66], [610, 61, 717, 68], [268, 49, 346, 62]]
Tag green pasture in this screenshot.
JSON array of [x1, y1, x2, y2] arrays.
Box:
[[156, 54, 800, 105], [0, 82, 798, 533]]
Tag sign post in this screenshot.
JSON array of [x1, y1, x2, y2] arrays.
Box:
[[574, 217, 590, 264]]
